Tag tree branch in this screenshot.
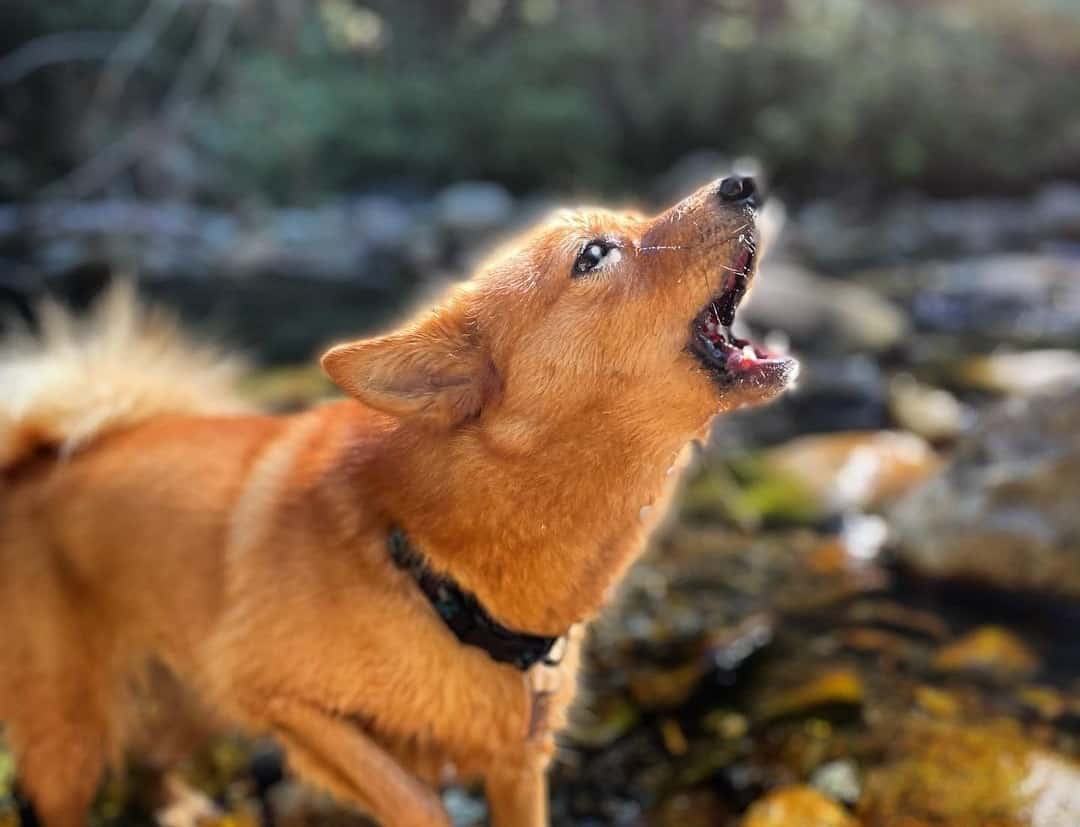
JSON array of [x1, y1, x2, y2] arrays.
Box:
[[0, 31, 122, 85]]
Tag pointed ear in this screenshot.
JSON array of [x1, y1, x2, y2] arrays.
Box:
[[321, 309, 496, 426]]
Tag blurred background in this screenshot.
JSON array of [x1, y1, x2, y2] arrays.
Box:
[[2, 1, 1080, 825]]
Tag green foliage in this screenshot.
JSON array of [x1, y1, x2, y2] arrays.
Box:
[[3, 0, 1079, 201]]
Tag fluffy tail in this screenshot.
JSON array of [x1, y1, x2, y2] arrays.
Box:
[[0, 282, 249, 468]]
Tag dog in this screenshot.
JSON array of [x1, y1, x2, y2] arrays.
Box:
[[0, 176, 796, 827]]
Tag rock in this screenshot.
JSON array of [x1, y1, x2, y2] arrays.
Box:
[[758, 431, 940, 515], [845, 600, 950, 641], [682, 460, 819, 528], [890, 386, 1080, 597], [913, 685, 962, 720], [1017, 686, 1068, 722], [629, 615, 774, 709], [628, 661, 704, 710], [434, 181, 514, 235], [1033, 182, 1080, 240], [702, 710, 749, 740], [155, 777, 229, 827], [781, 358, 889, 435], [741, 786, 859, 827], [888, 374, 969, 441], [955, 349, 1080, 395], [909, 255, 1080, 348], [348, 195, 416, 249], [839, 628, 923, 666], [709, 354, 891, 449], [267, 780, 375, 827], [810, 760, 862, 806], [933, 626, 1041, 682], [858, 719, 1080, 827], [653, 789, 733, 827], [743, 262, 908, 353], [567, 695, 641, 748], [834, 513, 890, 563], [754, 667, 865, 722], [442, 788, 487, 827], [659, 718, 689, 756], [790, 186, 1080, 268]]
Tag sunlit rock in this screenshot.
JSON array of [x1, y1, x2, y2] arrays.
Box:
[[890, 387, 1080, 597]]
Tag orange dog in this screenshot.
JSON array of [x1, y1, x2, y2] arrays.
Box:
[[0, 177, 795, 827]]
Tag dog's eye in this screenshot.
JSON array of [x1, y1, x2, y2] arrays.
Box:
[[573, 240, 621, 276]]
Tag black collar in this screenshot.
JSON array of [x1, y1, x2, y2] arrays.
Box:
[[388, 527, 563, 671]]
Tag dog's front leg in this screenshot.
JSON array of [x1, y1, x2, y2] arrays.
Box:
[[485, 762, 548, 827], [263, 697, 451, 827]]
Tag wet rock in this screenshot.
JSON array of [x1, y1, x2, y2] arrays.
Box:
[[629, 615, 774, 709], [757, 431, 940, 516], [839, 628, 924, 667], [267, 780, 376, 827], [741, 786, 859, 827], [786, 356, 892, 438], [790, 186, 1080, 268], [695, 455, 821, 526], [743, 262, 908, 353], [679, 463, 789, 528], [754, 668, 865, 723], [348, 195, 416, 250], [908, 255, 1080, 348], [845, 600, 950, 641], [434, 181, 514, 236], [651, 788, 733, 827], [629, 661, 705, 710], [933, 626, 1041, 682], [568, 695, 641, 749], [858, 719, 1080, 827], [1017, 686, 1069, 722], [888, 374, 969, 441], [659, 719, 689, 757], [711, 355, 890, 449], [806, 518, 891, 584], [810, 760, 862, 806], [955, 349, 1080, 395], [890, 387, 1080, 597], [912, 685, 962, 720], [702, 710, 749, 741], [1033, 182, 1080, 240], [834, 513, 890, 564], [155, 778, 240, 827], [442, 788, 486, 827]]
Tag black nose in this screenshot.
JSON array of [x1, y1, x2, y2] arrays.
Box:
[[717, 175, 759, 206]]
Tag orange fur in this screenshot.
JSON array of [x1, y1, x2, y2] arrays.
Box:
[[0, 180, 795, 827]]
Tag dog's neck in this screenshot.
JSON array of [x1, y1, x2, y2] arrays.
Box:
[[352, 392, 710, 636]]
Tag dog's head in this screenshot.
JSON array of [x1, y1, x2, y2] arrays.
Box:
[[323, 178, 797, 447]]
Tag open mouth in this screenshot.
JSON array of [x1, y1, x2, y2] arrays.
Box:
[[689, 241, 796, 387]]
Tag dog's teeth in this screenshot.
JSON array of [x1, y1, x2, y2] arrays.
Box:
[[742, 345, 757, 360], [764, 331, 790, 355]]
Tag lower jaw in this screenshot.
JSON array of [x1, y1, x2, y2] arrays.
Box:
[[689, 337, 800, 395]]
